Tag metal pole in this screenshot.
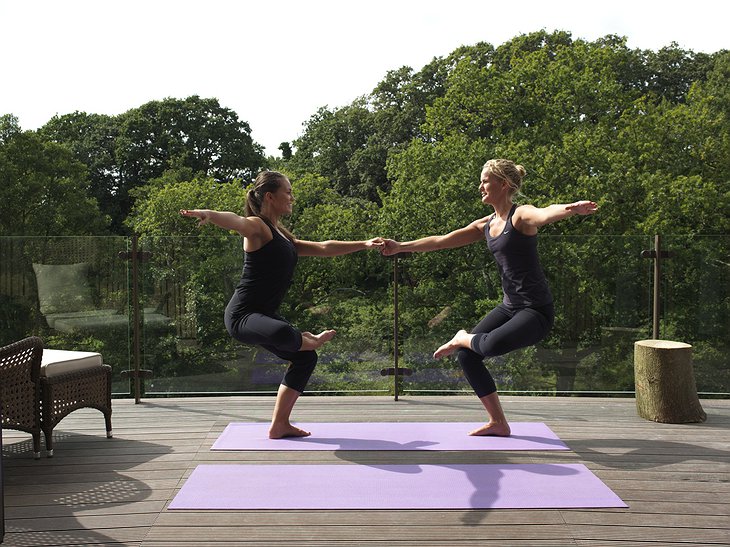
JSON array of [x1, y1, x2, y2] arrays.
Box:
[[393, 255, 399, 401], [131, 234, 142, 403], [653, 234, 661, 340]]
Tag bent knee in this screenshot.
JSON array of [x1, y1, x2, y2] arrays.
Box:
[[456, 348, 482, 367], [470, 335, 510, 359], [270, 325, 301, 352], [300, 350, 318, 368]]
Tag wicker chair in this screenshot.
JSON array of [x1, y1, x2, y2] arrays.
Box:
[[0, 337, 43, 458], [1, 337, 113, 458], [40, 351, 113, 456]]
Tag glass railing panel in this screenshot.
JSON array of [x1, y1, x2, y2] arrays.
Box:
[[137, 235, 393, 394], [135, 235, 241, 394], [0, 236, 131, 394], [4, 234, 725, 397], [664, 235, 730, 394], [398, 235, 653, 395]]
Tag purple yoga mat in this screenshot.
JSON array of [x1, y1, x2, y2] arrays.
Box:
[[168, 463, 627, 510], [211, 422, 569, 451]]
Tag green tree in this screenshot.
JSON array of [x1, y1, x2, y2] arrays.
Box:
[[116, 96, 266, 232], [278, 142, 293, 160], [40, 112, 122, 231], [289, 101, 376, 200], [0, 125, 107, 236], [40, 96, 266, 233], [0, 114, 21, 143], [286, 49, 465, 202], [129, 176, 248, 349], [287, 173, 387, 301]]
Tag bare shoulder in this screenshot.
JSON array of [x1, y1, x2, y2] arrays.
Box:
[[512, 204, 537, 217], [238, 216, 274, 240], [512, 204, 540, 225], [245, 215, 270, 232], [511, 204, 539, 234], [241, 215, 274, 249], [469, 214, 494, 232]]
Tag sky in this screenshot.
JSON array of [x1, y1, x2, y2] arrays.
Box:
[[2, 0, 728, 156]]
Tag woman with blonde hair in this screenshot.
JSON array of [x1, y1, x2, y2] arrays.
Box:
[[182, 171, 382, 439], [382, 159, 597, 436]]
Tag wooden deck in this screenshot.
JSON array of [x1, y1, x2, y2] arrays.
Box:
[[3, 395, 730, 546]]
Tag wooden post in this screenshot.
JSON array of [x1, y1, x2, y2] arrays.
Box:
[[634, 340, 706, 423]]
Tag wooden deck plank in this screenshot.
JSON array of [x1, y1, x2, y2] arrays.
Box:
[[152, 510, 569, 526], [1, 395, 728, 546]]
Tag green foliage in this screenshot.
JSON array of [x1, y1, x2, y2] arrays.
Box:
[[0, 114, 21, 143], [289, 101, 380, 200], [0, 127, 109, 236], [38, 96, 267, 233], [39, 112, 122, 231], [129, 176, 247, 349], [284, 172, 391, 321]]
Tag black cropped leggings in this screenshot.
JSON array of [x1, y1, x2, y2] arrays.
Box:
[[456, 303, 554, 398], [224, 311, 317, 393]]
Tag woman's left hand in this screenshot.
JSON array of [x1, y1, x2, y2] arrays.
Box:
[[567, 201, 598, 215], [365, 237, 385, 249]]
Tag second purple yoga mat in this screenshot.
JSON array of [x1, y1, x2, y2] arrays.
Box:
[[211, 421, 568, 451], [169, 463, 627, 510]]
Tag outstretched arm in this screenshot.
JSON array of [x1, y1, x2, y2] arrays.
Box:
[[515, 201, 598, 230], [180, 209, 262, 238], [295, 237, 384, 257], [381, 219, 487, 256]]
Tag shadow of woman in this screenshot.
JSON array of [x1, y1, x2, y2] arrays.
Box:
[[288, 435, 439, 452], [3, 430, 173, 545], [334, 449, 581, 526]]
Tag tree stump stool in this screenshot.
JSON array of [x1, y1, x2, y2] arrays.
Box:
[[634, 339, 706, 423]]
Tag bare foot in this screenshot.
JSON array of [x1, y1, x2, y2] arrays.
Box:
[[300, 329, 336, 351], [433, 329, 471, 359], [469, 422, 511, 437], [269, 423, 311, 439]]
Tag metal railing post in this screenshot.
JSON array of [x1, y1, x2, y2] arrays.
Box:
[[119, 235, 152, 403], [393, 255, 400, 401], [652, 234, 661, 340], [641, 234, 671, 340], [131, 234, 142, 403]]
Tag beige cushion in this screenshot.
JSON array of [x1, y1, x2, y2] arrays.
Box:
[[53, 313, 129, 333], [44, 309, 119, 329], [51, 311, 170, 333], [33, 263, 95, 315], [41, 349, 103, 378]]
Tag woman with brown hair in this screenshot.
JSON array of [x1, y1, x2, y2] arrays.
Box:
[[181, 171, 382, 439]]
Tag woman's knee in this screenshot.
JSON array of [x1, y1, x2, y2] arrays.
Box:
[[469, 334, 508, 358], [456, 348, 482, 370], [269, 324, 302, 352], [299, 350, 318, 370], [283, 351, 318, 392], [456, 349, 497, 396]]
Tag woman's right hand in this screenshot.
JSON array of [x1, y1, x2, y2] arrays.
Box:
[[380, 239, 401, 256], [180, 209, 209, 227]]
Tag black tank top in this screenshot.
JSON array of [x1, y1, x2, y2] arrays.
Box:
[[485, 204, 553, 308], [228, 220, 298, 317]]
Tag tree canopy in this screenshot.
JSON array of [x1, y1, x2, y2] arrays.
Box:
[[37, 96, 266, 233]]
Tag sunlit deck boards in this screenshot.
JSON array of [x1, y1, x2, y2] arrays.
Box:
[[3, 395, 730, 546]]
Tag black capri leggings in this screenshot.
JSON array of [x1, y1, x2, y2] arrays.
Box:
[[224, 311, 317, 393], [456, 303, 554, 398]]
